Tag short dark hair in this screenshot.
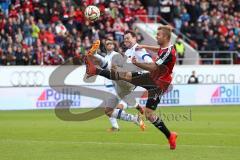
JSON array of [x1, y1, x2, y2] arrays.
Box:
[[124, 30, 137, 38], [158, 25, 172, 40]]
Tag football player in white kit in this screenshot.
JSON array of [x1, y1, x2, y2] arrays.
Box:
[[86, 31, 153, 131]]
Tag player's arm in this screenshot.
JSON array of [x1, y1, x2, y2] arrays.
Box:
[[135, 49, 153, 63], [132, 56, 158, 72], [133, 47, 172, 72], [138, 44, 160, 53]]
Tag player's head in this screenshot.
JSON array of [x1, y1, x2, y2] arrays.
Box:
[[156, 25, 172, 45], [124, 30, 137, 49], [105, 38, 114, 52], [192, 70, 196, 76]]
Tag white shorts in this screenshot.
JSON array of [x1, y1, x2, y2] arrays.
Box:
[[105, 82, 137, 109]]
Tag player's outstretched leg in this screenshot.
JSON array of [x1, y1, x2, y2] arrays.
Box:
[[105, 107, 145, 131], [85, 53, 137, 84], [85, 59, 131, 81]]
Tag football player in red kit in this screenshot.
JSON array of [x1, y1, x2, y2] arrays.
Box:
[[85, 25, 178, 149]]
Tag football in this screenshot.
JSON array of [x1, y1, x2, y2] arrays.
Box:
[[84, 5, 100, 21]]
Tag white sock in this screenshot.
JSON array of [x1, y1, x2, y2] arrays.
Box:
[[94, 53, 108, 68], [111, 109, 138, 123], [109, 117, 119, 129]]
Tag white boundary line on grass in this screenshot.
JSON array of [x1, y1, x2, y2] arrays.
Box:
[[1, 139, 240, 149], [180, 132, 240, 137], [61, 131, 240, 137]]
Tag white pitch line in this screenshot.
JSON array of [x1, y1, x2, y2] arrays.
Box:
[[66, 131, 240, 137], [180, 132, 240, 137], [1, 139, 240, 149]]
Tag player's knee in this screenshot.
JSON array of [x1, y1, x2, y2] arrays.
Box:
[[119, 72, 132, 81], [146, 98, 158, 110], [125, 72, 132, 80], [105, 108, 113, 117]]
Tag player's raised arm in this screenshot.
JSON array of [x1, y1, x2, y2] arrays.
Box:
[[135, 48, 153, 63], [137, 44, 160, 53], [132, 56, 158, 72]]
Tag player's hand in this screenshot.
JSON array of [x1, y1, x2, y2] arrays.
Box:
[[132, 56, 137, 64]]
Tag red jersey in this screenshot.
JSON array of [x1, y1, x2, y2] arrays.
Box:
[[150, 45, 176, 91]]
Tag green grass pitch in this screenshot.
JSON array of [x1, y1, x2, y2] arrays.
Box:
[[0, 106, 239, 160]]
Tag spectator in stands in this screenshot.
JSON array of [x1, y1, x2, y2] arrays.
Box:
[[146, 0, 158, 18], [5, 46, 14, 65], [0, 0, 140, 66], [188, 71, 199, 84], [0, 0, 11, 16], [45, 27, 55, 46], [15, 46, 23, 65], [74, 7, 84, 24], [22, 47, 29, 65], [174, 19, 182, 34], [15, 28, 23, 43], [0, 0, 239, 66], [159, 0, 173, 22], [181, 8, 190, 23], [197, 11, 210, 23], [134, 28, 144, 43], [180, 22, 192, 39], [113, 18, 124, 43], [0, 47, 3, 63], [185, 0, 201, 23], [23, 19, 33, 46], [175, 37, 185, 65], [235, 44, 240, 64], [228, 38, 236, 51], [173, 1, 182, 34], [31, 18, 40, 43], [75, 38, 85, 57], [206, 30, 217, 50], [36, 8, 48, 24], [135, 2, 147, 21]]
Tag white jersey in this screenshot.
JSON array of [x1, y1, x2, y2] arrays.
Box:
[[95, 45, 153, 107], [102, 51, 135, 99], [104, 51, 119, 70], [123, 43, 153, 72]]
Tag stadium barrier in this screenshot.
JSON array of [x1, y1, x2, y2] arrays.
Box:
[[0, 84, 239, 110], [0, 65, 240, 87], [0, 66, 239, 110], [177, 51, 240, 65]]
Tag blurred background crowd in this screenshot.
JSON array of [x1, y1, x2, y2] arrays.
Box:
[[142, 0, 240, 64], [0, 0, 239, 65]]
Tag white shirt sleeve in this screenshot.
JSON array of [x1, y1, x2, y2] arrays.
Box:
[[142, 54, 153, 63], [135, 49, 153, 63]]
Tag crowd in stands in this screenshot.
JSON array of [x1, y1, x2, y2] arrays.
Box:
[[0, 0, 239, 65], [0, 0, 145, 65], [143, 0, 240, 64]]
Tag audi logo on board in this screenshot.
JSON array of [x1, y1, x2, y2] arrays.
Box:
[[10, 71, 45, 87]]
